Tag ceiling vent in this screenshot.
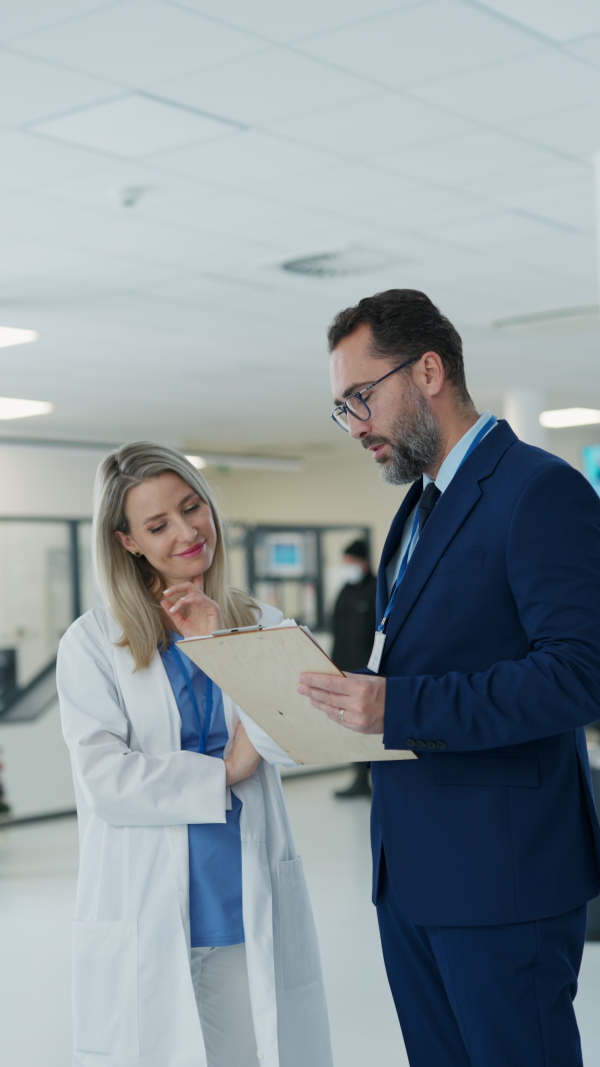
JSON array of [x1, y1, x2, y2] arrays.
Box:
[[491, 305, 600, 337], [280, 245, 400, 278]]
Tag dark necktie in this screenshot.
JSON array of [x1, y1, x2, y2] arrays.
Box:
[[418, 482, 441, 533]]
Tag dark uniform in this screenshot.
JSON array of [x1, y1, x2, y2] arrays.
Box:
[[331, 559, 377, 797], [331, 572, 378, 672]]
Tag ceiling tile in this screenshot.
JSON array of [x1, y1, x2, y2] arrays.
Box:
[[0, 129, 107, 191], [28, 157, 215, 207], [448, 159, 592, 203], [0, 46, 114, 126], [29, 94, 241, 159], [500, 100, 600, 161], [14, 0, 264, 86], [254, 161, 420, 214], [0, 184, 217, 266], [114, 186, 300, 245], [298, 0, 540, 89], [147, 130, 333, 187], [266, 91, 476, 158], [412, 49, 600, 124], [374, 130, 564, 185], [567, 32, 600, 68], [488, 175, 596, 231], [0, 0, 111, 44], [474, 1, 600, 43], [321, 183, 495, 231], [172, 0, 426, 43], [154, 48, 373, 126], [416, 210, 580, 251], [496, 231, 599, 283], [0, 233, 186, 296]]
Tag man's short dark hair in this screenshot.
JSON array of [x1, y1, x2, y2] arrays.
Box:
[[327, 289, 471, 404]]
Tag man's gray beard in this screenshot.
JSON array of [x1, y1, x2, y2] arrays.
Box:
[[381, 391, 443, 485]]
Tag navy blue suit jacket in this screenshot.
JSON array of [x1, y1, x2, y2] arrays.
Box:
[[371, 420, 600, 926]]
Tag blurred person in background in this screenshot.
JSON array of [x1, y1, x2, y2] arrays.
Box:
[[57, 442, 332, 1067], [330, 539, 376, 798]]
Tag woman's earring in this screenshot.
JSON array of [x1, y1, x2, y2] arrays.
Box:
[[133, 550, 143, 558]]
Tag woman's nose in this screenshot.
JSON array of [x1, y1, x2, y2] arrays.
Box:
[[175, 518, 197, 541]]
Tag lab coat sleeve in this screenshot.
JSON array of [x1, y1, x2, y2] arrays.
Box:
[[57, 617, 227, 827]]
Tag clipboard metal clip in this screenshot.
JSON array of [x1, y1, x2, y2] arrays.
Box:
[[211, 624, 264, 636]]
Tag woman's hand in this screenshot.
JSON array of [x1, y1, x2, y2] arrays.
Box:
[[161, 577, 223, 638], [224, 723, 261, 786]]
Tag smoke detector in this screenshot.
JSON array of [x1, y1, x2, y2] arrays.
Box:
[[280, 245, 400, 278]]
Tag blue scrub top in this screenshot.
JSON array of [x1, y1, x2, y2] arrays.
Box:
[[160, 638, 244, 948]]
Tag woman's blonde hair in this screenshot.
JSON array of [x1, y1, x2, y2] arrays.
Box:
[[93, 441, 258, 669]]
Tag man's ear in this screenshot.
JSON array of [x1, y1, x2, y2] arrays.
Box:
[[114, 529, 137, 554], [419, 351, 445, 398]]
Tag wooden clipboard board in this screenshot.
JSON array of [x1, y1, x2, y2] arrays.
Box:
[[178, 624, 416, 766]]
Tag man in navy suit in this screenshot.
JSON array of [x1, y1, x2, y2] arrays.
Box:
[[298, 289, 600, 1066]]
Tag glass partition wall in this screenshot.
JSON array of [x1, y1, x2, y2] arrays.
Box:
[[0, 517, 371, 720], [0, 519, 94, 710]]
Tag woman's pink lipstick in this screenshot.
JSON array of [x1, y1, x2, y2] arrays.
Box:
[[176, 541, 205, 558]]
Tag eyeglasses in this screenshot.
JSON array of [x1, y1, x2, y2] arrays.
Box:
[[331, 356, 420, 432]]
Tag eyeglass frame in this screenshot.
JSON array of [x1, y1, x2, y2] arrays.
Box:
[[331, 355, 421, 432]]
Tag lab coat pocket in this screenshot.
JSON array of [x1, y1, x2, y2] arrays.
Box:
[[72, 919, 140, 1057], [277, 856, 322, 990]]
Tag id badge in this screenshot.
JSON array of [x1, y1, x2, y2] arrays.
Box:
[[368, 631, 386, 673]]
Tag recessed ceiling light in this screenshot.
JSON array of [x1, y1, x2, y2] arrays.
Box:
[[0, 327, 39, 349], [539, 408, 600, 429], [0, 397, 53, 420]]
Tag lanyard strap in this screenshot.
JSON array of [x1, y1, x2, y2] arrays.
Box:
[[171, 642, 213, 755], [378, 414, 497, 634]]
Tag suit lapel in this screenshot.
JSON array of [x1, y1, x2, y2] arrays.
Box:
[[380, 420, 517, 659], [382, 469, 482, 656], [376, 480, 422, 619]]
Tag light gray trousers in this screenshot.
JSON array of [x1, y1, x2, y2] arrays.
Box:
[[190, 943, 258, 1067]]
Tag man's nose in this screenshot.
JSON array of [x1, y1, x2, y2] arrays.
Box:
[[348, 411, 371, 440]]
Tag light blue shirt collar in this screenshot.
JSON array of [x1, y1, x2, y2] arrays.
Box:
[[423, 410, 495, 495]]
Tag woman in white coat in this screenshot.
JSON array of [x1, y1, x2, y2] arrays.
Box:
[[57, 441, 333, 1067]]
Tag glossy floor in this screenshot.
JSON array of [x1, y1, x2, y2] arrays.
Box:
[[1, 769, 600, 1066]]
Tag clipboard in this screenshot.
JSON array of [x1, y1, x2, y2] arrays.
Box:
[[178, 624, 416, 766]]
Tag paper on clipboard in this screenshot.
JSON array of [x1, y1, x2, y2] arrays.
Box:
[[178, 623, 416, 766]]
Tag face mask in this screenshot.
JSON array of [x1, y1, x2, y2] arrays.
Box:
[[342, 563, 364, 585]]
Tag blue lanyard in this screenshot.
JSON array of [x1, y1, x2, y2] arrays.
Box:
[[378, 414, 497, 634], [171, 642, 213, 755]]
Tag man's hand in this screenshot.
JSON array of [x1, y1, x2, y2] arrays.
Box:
[[297, 672, 386, 734]]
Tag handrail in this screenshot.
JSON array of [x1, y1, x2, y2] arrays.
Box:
[[0, 658, 58, 723]]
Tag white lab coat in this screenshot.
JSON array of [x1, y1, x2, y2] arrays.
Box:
[[57, 604, 333, 1067]]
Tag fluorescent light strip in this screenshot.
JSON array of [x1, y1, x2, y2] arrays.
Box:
[[539, 408, 600, 429], [186, 453, 304, 472], [0, 397, 53, 420], [0, 327, 39, 349]]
